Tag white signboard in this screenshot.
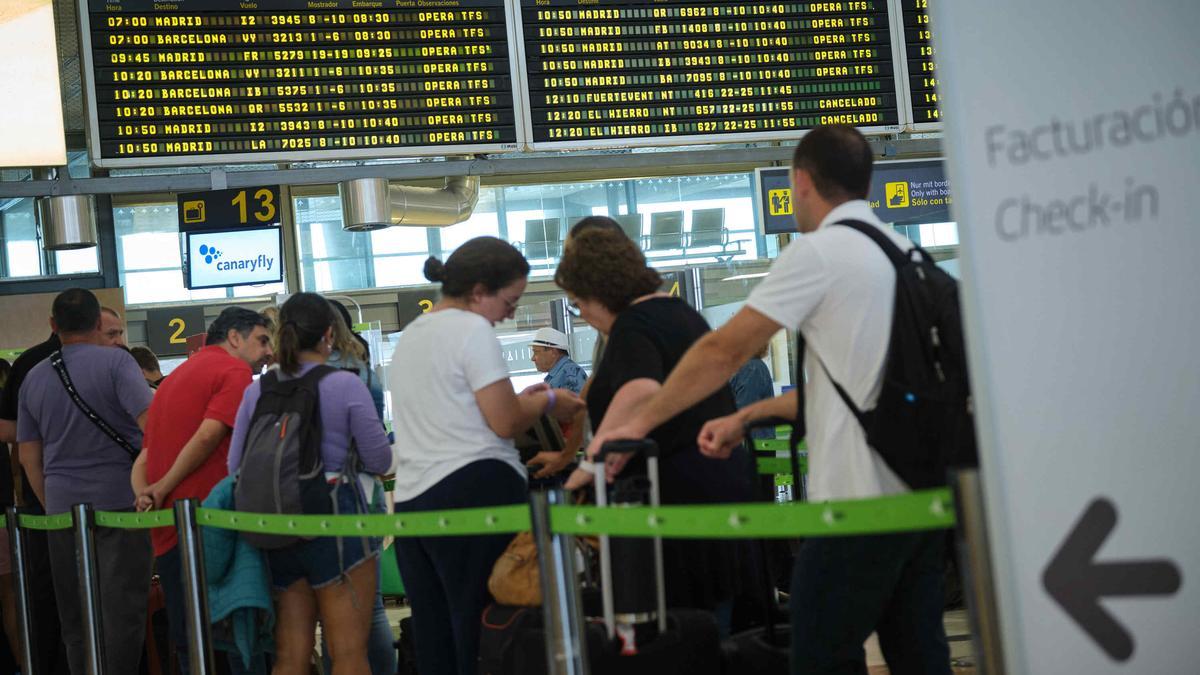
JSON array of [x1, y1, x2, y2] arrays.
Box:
[[0, 0, 66, 167], [933, 2, 1199, 672]]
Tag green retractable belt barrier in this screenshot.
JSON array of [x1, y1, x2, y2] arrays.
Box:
[[94, 511, 176, 529], [549, 488, 954, 539], [3, 489, 955, 538], [756, 456, 807, 477], [15, 513, 74, 530], [196, 503, 531, 537]]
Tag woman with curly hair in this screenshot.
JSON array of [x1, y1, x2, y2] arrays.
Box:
[[559, 221, 753, 635]]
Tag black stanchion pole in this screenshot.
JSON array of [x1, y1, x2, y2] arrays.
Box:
[[6, 507, 36, 675], [530, 489, 590, 675], [174, 498, 214, 675], [72, 503, 105, 675]]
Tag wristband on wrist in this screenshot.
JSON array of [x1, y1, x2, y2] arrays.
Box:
[[544, 388, 557, 414]]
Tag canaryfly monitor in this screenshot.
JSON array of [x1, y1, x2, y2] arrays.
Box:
[[184, 227, 283, 290]]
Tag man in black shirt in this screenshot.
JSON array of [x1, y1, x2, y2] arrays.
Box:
[[0, 333, 61, 504], [0, 332, 70, 675]]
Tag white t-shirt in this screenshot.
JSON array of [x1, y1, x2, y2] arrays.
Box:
[[747, 200, 911, 501], [388, 308, 525, 502]]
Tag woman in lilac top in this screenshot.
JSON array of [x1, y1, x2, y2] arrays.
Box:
[[228, 292, 392, 675]]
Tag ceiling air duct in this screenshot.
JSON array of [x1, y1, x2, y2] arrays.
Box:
[[339, 176, 479, 231], [37, 194, 97, 250]]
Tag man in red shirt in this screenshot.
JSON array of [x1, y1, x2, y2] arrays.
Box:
[[133, 306, 273, 674]]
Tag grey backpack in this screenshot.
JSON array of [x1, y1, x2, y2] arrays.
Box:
[[234, 365, 340, 549]]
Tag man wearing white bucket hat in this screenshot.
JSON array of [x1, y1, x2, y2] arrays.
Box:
[[530, 327, 587, 394]]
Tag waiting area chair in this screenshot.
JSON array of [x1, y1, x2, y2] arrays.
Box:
[[522, 218, 563, 260], [613, 213, 645, 246], [648, 211, 685, 253], [687, 207, 742, 261]]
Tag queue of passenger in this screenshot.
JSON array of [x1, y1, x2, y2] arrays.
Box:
[[0, 125, 951, 675]]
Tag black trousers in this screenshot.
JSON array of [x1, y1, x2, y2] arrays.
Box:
[[790, 531, 951, 675], [393, 460, 526, 675], [24, 527, 71, 675], [48, 524, 153, 675]]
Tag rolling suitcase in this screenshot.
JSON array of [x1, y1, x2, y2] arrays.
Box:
[[478, 440, 721, 675], [589, 439, 722, 675]]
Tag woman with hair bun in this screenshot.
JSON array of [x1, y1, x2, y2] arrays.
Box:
[[388, 236, 584, 675], [227, 292, 393, 675]]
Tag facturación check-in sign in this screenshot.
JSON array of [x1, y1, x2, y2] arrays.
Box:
[[933, 2, 1198, 672]]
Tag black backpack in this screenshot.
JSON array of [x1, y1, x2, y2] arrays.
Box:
[[798, 220, 978, 489], [234, 365, 338, 549]]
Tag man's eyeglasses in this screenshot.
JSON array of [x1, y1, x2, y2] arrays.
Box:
[[565, 301, 581, 317]]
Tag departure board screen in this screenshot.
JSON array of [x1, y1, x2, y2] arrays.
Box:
[[519, 0, 902, 149], [902, 0, 940, 125], [79, 0, 519, 167]]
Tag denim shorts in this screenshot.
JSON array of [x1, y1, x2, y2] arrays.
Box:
[[267, 480, 379, 591]]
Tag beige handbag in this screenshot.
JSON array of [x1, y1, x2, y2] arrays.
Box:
[[488, 532, 542, 606]]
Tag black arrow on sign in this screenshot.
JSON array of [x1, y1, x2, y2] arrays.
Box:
[[1043, 498, 1182, 662]]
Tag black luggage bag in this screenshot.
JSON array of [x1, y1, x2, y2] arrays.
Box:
[[719, 419, 797, 674], [477, 439, 721, 675]]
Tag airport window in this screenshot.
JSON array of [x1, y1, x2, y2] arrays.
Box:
[[631, 174, 761, 265], [0, 198, 100, 280], [295, 173, 768, 293], [295, 194, 439, 293]]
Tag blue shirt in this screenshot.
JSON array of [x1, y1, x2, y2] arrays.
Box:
[[730, 359, 775, 440], [544, 355, 588, 394]]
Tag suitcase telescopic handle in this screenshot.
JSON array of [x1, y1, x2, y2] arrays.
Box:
[[595, 438, 660, 461], [591, 436, 667, 637]]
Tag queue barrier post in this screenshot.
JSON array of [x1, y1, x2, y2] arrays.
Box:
[[6, 507, 37, 675], [175, 498, 215, 675], [530, 490, 590, 675], [952, 469, 1006, 675], [72, 503, 105, 675]]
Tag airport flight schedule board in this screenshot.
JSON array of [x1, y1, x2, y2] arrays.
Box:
[[517, 0, 904, 149], [78, 0, 520, 167], [899, 0, 940, 127]]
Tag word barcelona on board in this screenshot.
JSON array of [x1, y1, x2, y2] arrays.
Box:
[[83, 0, 517, 165], [79, 0, 940, 166]]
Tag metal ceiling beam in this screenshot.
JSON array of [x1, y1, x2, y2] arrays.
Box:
[[0, 137, 942, 198]]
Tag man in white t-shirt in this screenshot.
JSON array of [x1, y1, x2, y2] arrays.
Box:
[[591, 126, 952, 675]]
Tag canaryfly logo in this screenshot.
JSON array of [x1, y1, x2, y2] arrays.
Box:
[[186, 228, 282, 289], [199, 242, 274, 273]]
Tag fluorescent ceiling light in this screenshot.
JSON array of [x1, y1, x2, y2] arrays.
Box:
[[721, 272, 769, 282]]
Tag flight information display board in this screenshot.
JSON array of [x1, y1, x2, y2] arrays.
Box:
[[518, 0, 903, 149], [901, 0, 940, 126], [78, 0, 520, 167]]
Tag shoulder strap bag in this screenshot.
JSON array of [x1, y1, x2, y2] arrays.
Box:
[[49, 350, 139, 460]]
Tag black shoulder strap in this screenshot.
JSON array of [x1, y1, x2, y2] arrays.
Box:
[[304, 364, 338, 382], [795, 220, 899, 435], [49, 350, 139, 460], [790, 335, 806, 493], [833, 219, 910, 270]]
